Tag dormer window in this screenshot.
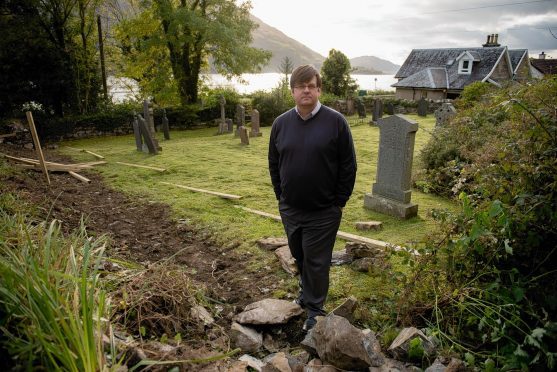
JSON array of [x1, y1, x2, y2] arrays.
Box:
[[459, 59, 472, 74]]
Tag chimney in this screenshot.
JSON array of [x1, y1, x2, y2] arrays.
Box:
[[494, 34, 498, 44], [483, 33, 501, 47], [539, 51, 546, 59]]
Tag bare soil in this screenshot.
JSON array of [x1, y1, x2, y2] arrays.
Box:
[[0, 143, 305, 370]]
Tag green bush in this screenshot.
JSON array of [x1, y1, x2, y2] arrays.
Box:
[[250, 87, 294, 126], [404, 77, 557, 370]]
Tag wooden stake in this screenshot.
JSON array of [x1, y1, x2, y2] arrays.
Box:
[[25, 111, 50, 185], [115, 161, 166, 172], [68, 171, 91, 183], [82, 149, 105, 159], [162, 182, 242, 200]]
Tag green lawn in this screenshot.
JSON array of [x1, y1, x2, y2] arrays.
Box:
[[60, 113, 457, 323]]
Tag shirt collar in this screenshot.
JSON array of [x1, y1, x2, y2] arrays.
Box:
[[295, 101, 321, 121]]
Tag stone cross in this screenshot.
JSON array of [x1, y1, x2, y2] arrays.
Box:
[[137, 114, 158, 155], [235, 104, 245, 136], [417, 98, 428, 117], [372, 99, 383, 123], [434, 103, 457, 127], [239, 126, 250, 145], [219, 95, 226, 127], [132, 111, 143, 151], [249, 109, 262, 137], [364, 114, 418, 219], [162, 109, 170, 140]]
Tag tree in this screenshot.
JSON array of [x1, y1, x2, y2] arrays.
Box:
[[115, 0, 271, 106], [320, 49, 357, 97]]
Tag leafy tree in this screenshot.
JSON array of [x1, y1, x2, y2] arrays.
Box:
[[115, 0, 271, 106], [320, 49, 357, 97]]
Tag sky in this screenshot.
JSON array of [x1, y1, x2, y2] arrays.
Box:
[[248, 0, 557, 65]]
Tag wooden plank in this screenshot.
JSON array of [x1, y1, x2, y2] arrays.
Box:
[[68, 171, 91, 183], [116, 161, 166, 172], [2, 154, 106, 171], [161, 182, 242, 200], [82, 149, 105, 159], [235, 206, 410, 253], [25, 111, 50, 185], [0, 133, 17, 138]]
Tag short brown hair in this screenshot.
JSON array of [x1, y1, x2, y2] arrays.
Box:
[[290, 65, 321, 89]]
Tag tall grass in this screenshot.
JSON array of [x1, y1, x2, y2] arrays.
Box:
[[0, 211, 114, 371]]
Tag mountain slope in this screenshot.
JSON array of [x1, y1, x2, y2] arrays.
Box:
[[350, 56, 400, 74], [250, 15, 325, 73]]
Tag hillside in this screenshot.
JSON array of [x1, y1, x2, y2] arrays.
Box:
[[250, 15, 325, 73], [350, 56, 400, 74], [250, 16, 400, 75]]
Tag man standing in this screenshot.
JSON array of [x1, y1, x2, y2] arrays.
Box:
[[268, 65, 357, 332]]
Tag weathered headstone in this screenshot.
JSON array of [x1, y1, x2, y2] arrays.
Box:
[[346, 97, 355, 116], [143, 100, 161, 150], [385, 102, 395, 115], [226, 118, 233, 132], [356, 98, 366, 118], [217, 121, 228, 135], [234, 104, 245, 136], [162, 109, 170, 140], [249, 109, 262, 137], [132, 112, 143, 151], [364, 115, 418, 219], [372, 99, 383, 123], [239, 126, 249, 145], [417, 98, 428, 117], [137, 115, 158, 155], [219, 94, 226, 126], [434, 102, 457, 127]]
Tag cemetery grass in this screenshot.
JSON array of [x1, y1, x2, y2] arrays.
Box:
[[57, 113, 457, 324]]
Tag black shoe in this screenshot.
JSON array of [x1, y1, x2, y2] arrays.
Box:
[[302, 316, 317, 332]]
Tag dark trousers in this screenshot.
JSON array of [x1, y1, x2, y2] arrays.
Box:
[[279, 203, 342, 317]]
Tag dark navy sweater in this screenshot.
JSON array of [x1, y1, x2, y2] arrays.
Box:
[[268, 105, 357, 210]]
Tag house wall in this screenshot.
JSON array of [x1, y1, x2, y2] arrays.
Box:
[[490, 55, 512, 83], [395, 88, 446, 101]]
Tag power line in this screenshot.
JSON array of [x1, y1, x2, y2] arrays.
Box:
[[419, 0, 553, 15]]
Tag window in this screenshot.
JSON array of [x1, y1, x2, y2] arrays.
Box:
[[459, 58, 472, 74]]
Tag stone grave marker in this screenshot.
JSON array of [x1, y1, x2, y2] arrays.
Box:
[[385, 102, 395, 115], [356, 98, 366, 118], [132, 112, 143, 151], [239, 126, 249, 145], [219, 94, 226, 126], [417, 98, 428, 116], [162, 109, 170, 140], [249, 109, 262, 137], [143, 100, 161, 150], [364, 114, 418, 219], [434, 102, 457, 127], [226, 118, 233, 132], [137, 114, 158, 155], [346, 97, 355, 116], [235, 104, 245, 136], [372, 99, 383, 123]]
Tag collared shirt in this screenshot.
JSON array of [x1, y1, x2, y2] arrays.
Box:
[[295, 101, 322, 121]]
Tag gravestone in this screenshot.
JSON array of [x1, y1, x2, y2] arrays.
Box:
[[417, 98, 428, 117], [132, 112, 143, 151], [137, 115, 158, 155], [239, 126, 249, 145], [356, 98, 366, 118], [346, 97, 355, 116], [235, 104, 245, 136], [218, 121, 228, 135], [372, 99, 383, 123], [385, 102, 395, 115], [249, 109, 262, 137], [219, 94, 226, 127], [143, 100, 161, 150], [226, 118, 233, 132], [364, 114, 418, 219], [162, 109, 170, 140], [434, 103, 457, 127]]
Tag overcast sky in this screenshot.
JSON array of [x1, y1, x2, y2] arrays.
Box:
[[248, 0, 557, 65]]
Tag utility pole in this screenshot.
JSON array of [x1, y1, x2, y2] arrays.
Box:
[[97, 15, 108, 101]]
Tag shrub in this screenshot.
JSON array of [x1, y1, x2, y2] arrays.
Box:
[[250, 87, 294, 126]]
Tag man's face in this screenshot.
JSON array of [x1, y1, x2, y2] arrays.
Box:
[[291, 76, 321, 109]]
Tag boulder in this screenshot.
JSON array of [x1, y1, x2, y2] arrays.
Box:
[[257, 237, 288, 250], [286, 351, 310, 372], [262, 352, 292, 372], [239, 354, 266, 371], [368, 357, 413, 372], [345, 242, 386, 259], [275, 246, 298, 276], [304, 359, 338, 372], [330, 249, 354, 266], [388, 327, 436, 361], [330, 296, 358, 322], [234, 298, 304, 325], [230, 322, 262, 352], [355, 221, 383, 231], [226, 360, 249, 372], [190, 305, 215, 326]]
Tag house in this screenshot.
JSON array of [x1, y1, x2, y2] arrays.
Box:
[[530, 51, 557, 77], [393, 34, 530, 100]]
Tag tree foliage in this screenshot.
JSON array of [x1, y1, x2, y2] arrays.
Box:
[[0, 0, 102, 117], [114, 0, 271, 106], [320, 49, 357, 97]]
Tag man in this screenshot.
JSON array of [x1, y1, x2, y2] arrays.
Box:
[[268, 65, 357, 331]]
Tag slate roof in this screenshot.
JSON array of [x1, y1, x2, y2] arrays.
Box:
[[531, 58, 557, 75], [393, 47, 511, 90], [508, 49, 528, 73]]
